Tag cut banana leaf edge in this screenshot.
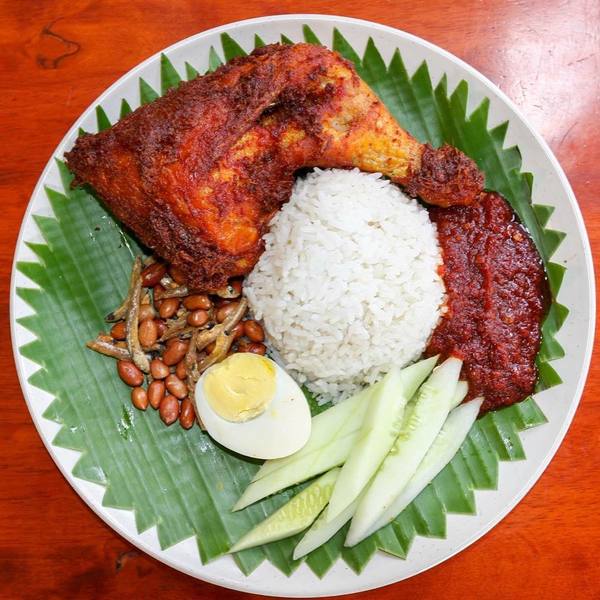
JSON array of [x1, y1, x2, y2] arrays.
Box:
[[16, 26, 566, 578]]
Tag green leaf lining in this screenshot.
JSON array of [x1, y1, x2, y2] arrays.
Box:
[[160, 52, 182, 94], [185, 61, 200, 81], [208, 46, 223, 72], [95, 106, 111, 132], [139, 78, 159, 105], [221, 33, 247, 60], [302, 25, 322, 45], [17, 27, 563, 578], [119, 99, 132, 119]]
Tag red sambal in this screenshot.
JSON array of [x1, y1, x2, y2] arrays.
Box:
[[426, 192, 548, 413]]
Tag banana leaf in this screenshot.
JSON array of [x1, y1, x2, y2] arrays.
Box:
[[17, 26, 566, 577]]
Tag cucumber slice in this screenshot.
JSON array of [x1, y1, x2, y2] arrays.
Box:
[[352, 397, 483, 544], [346, 357, 462, 547], [326, 356, 438, 521], [293, 496, 359, 560], [229, 468, 339, 553], [251, 387, 370, 482], [233, 428, 357, 511], [233, 388, 372, 511], [450, 380, 469, 409], [235, 357, 438, 512]]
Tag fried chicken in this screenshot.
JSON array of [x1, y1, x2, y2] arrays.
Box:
[[65, 43, 484, 290]]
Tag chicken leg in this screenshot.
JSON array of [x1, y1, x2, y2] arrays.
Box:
[[65, 43, 484, 290]]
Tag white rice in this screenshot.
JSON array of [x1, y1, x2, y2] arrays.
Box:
[[245, 168, 445, 401]]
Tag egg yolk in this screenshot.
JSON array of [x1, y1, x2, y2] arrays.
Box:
[[203, 353, 276, 422]]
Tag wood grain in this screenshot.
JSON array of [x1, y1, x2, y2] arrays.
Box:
[[1, 1, 598, 598]]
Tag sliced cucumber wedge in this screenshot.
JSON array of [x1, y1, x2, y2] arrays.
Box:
[[233, 388, 372, 511], [326, 356, 437, 521], [293, 496, 359, 560], [229, 468, 339, 553], [251, 387, 370, 483], [346, 357, 462, 547], [450, 380, 469, 409], [352, 396, 483, 543], [233, 428, 357, 511]]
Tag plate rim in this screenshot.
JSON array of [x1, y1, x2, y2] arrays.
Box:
[[9, 13, 596, 597]]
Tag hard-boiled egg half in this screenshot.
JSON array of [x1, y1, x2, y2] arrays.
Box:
[[194, 353, 311, 459]]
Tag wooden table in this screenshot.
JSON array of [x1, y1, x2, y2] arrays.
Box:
[[1, 1, 598, 598]]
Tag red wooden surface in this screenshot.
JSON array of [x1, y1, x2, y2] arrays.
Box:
[[1, 1, 598, 598]]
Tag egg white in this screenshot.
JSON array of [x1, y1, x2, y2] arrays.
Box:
[[194, 358, 311, 459]]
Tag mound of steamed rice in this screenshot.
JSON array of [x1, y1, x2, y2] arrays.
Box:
[[245, 168, 445, 401]]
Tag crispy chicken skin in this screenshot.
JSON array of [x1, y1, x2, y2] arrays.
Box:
[[65, 43, 484, 290]]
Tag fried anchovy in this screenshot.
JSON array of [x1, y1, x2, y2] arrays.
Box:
[[184, 329, 204, 434], [214, 283, 241, 299], [220, 298, 248, 335], [86, 336, 131, 360], [157, 285, 191, 300], [185, 329, 201, 391], [159, 313, 187, 339], [195, 301, 245, 352], [105, 257, 153, 321], [105, 302, 128, 323], [196, 329, 236, 375], [195, 299, 248, 373], [125, 257, 150, 372]]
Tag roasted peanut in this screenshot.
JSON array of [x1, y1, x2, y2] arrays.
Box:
[[110, 321, 126, 341], [179, 398, 196, 429], [205, 341, 216, 354], [159, 395, 180, 425], [159, 298, 180, 319], [148, 380, 166, 409], [248, 342, 267, 355], [131, 387, 148, 410], [214, 297, 231, 308], [238, 341, 267, 355], [187, 309, 209, 328], [183, 294, 212, 311], [163, 339, 188, 365], [117, 360, 144, 387], [138, 303, 156, 322], [243, 320, 265, 342], [150, 358, 169, 379], [169, 265, 187, 285], [165, 374, 187, 399], [141, 262, 167, 287], [155, 319, 167, 338], [216, 301, 239, 323], [235, 340, 249, 353], [138, 319, 158, 349], [176, 359, 187, 380], [230, 321, 245, 340]]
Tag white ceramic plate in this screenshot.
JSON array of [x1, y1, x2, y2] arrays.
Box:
[[10, 14, 595, 597]]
